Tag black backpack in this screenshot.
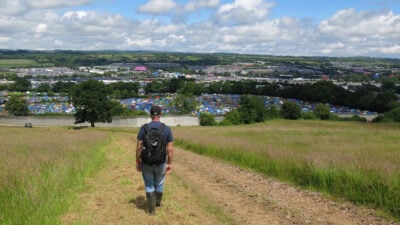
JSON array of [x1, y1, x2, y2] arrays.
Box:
[[141, 123, 167, 165]]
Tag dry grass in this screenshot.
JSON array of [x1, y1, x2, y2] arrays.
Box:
[[0, 126, 109, 225], [173, 120, 400, 219], [0, 126, 107, 182], [173, 120, 400, 179]]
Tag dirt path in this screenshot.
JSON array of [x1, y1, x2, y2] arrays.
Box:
[[174, 148, 398, 225], [62, 133, 398, 225]]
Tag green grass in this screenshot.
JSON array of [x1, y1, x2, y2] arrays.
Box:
[[174, 120, 400, 220], [0, 59, 41, 68], [0, 126, 110, 225]]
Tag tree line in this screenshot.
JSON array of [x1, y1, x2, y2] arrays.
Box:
[[146, 78, 400, 114], [3, 77, 400, 126]]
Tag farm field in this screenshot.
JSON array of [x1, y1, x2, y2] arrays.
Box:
[[0, 59, 41, 68], [0, 121, 399, 224]]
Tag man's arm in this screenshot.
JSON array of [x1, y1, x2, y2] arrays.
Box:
[[136, 140, 143, 172], [166, 141, 173, 174]]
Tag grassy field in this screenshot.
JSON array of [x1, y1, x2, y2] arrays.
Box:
[[0, 126, 109, 225], [1, 120, 400, 223], [0, 59, 40, 68], [173, 120, 400, 219]]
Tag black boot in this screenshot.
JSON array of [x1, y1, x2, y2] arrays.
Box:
[[155, 192, 163, 207], [146, 192, 156, 215]]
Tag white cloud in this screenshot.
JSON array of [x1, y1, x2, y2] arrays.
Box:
[[223, 34, 240, 43], [0, 0, 400, 57], [372, 45, 400, 54], [54, 40, 64, 46], [0, 0, 93, 16], [320, 42, 345, 54], [0, 36, 11, 42], [124, 37, 153, 48], [315, 9, 400, 56], [138, 0, 178, 15], [185, 0, 220, 11], [0, 1, 28, 16], [35, 23, 48, 33], [217, 0, 273, 25], [63, 11, 89, 20], [154, 24, 182, 34], [319, 9, 400, 37], [27, 0, 92, 9]]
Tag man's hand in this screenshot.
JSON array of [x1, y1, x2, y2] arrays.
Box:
[[136, 160, 141, 172], [166, 163, 172, 174]]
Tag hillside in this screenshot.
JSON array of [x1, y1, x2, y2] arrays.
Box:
[[61, 123, 398, 224], [1, 122, 399, 224]]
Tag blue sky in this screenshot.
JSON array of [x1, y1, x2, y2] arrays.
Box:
[[1, 0, 400, 58]]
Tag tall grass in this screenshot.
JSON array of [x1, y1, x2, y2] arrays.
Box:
[[174, 120, 400, 219], [0, 126, 109, 225]]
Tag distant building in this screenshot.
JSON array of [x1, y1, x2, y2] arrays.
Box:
[[133, 66, 147, 72]]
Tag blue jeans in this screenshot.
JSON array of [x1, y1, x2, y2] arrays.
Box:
[[141, 163, 166, 193]]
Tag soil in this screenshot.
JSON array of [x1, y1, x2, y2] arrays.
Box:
[[62, 133, 399, 225]]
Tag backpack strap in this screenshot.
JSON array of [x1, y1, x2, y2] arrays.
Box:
[[143, 124, 151, 134], [158, 123, 166, 134], [143, 123, 166, 134]]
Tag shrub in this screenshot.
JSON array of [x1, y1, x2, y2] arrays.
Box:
[[329, 113, 340, 121], [301, 112, 317, 120], [281, 101, 301, 120], [218, 119, 233, 126], [372, 115, 386, 123], [266, 105, 280, 119], [238, 95, 267, 124], [384, 107, 400, 122], [313, 103, 331, 120], [338, 115, 367, 122], [223, 109, 242, 125], [351, 115, 367, 122], [199, 113, 217, 126]]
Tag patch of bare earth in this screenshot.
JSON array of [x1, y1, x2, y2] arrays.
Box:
[[174, 148, 399, 225], [62, 133, 398, 225]]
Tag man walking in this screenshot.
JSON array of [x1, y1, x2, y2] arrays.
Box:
[[136, 105, 173, 215]]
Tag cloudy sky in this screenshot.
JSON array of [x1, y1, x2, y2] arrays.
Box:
[[1, 0, 400, 58]]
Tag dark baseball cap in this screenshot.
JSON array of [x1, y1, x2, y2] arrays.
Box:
[[150, 105, 161, 115]]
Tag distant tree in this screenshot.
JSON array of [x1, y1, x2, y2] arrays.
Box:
[[169, 94, 197, 114], [0, 84, 7, 91], [36, 83, 52, 93], [313, 103, 331, 120], [145, 80, 166, 94], [381, 80, 396, 91], [370, 91, 398, 113], [71, 80, 115, 127], [238, 95, 267, 124], [281, 101, 301, 120], [107, 82, 139, 98], [5, 95, 29, 116], [346, 88, 375, 110], [10, 77, 31, 92], [52, 81, 76, 93], [109, 100, 128, 116], [167, 78, 185, 93], [179, 80, 203, 96], [384, 107, 400, 122]]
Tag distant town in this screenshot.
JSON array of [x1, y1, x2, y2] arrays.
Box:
[[0, 50, 399, 118]]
